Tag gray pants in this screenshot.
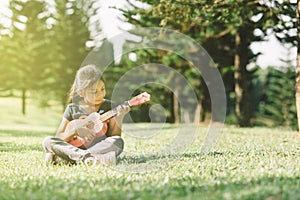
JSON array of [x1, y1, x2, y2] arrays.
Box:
[[42, 135, 124, 164]]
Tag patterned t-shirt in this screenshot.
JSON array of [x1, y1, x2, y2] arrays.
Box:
[[63, 99, 116, 121]]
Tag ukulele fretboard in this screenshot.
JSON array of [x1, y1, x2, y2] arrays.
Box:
[[98, 101, 130, 122]]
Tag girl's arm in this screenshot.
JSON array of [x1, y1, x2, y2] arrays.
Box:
[[55, 117, 98, 143], [56, 118, 69, 136], [55, 117, 72, 141], [107, 106, 130, 136], [107, 117, 122, 136]]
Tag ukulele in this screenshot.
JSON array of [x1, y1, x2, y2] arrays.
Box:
[[62, 92, 150, 148]]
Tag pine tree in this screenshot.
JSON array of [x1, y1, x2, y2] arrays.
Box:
[[46, 0, 92, 108], [5, 0, 49, 114], [259, 67, 297, 129]]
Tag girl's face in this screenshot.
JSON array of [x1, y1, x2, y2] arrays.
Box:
[[80, 80, 106, 106]]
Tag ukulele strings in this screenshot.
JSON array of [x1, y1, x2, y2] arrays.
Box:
[[81, 100, 134, 128]]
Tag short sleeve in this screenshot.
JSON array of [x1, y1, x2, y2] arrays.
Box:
[[63, 104, 73, 121], [63, 103, 88, 121]]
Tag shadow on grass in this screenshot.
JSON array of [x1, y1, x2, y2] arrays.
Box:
[[118, 150, 230, 165], [118, 154, 168, 164], [182, 151, 226, 158], [118, 153, 209, 164], [123, 124, 180, 132]]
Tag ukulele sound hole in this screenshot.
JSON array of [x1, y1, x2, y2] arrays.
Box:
[[85, 121, 95, 129]]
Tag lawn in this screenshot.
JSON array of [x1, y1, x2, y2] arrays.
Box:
[[0, 97, 300, 200]]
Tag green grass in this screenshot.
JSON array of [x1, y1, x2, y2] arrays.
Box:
[[0, 97, 62, 128], [1, 98, 300, 200]]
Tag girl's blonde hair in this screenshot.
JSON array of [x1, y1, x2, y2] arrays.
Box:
[[67, 65, 104, 103]]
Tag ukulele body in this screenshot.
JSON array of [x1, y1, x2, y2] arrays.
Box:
[[65, 112, 107, 148]]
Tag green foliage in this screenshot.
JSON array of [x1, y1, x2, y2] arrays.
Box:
[[0, 0, 93, 111], [123, 0, 290, 126], [2, 1, 49, 91], [254, 67, 297, 129], [43, 0, 92, 106], [273, 0, 297, 45], [0, 1, 53, 114]]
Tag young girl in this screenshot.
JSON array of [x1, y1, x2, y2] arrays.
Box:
[[42, 65, 130, 166]]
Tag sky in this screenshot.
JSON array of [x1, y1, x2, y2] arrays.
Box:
[[250, 34, 297, 68], [0, 0, 297, 69]]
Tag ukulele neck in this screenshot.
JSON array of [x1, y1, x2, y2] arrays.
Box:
[[98, 101, 130, 122]]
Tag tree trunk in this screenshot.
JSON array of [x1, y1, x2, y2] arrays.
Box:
[[295, 0, 300, 134], [234, 28, 251, 127], [183, 111, 191, 124], [21, 88, 26, 115], [173, 87, 180, 124], [193, 101, 201, 124]]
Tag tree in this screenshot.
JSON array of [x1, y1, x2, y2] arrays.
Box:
[[123, 1, 220, 123], [0, 34, 14, 93], [123, 0, 277, 126], [296, 0, 300, 133], [5, 0, 49, 114], [268, 0, 298, 132], [258, 67, 297, 128], [46, 0, 92, 109], [1, 0, 94, 113]]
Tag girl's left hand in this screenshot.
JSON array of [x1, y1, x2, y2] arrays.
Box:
[[117, 104, 131, 117]]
